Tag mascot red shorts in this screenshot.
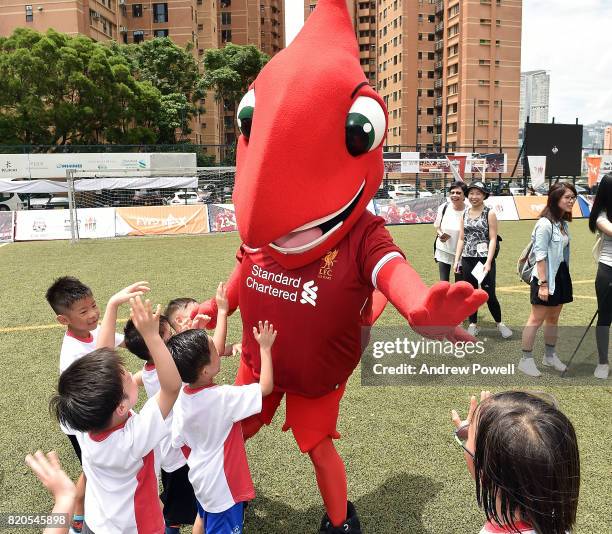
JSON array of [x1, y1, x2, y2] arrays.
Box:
[[236, 359, 345, 453]]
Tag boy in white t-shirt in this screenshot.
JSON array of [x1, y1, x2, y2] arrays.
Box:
[[124, 315, 198, 533], [45, 276, 142, 533], [167, 291, 276, 534], [50, 295, 182, 534]]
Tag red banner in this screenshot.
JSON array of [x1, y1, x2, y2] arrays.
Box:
[[586, 155, 603, 187]]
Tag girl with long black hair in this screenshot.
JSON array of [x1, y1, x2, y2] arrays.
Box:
[[588, 173, 612, 379]]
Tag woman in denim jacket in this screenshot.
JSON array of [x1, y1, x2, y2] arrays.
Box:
[[519, 182, 577, 377]]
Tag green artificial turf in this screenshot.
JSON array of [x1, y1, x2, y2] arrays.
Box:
[[0, 219, 610, 533]]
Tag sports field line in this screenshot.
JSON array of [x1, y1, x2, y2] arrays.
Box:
[[0, 243, 9, 249], [0, 318, 128, 334]]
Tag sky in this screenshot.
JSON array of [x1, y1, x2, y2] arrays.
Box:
[[284, 0, 612, 125]]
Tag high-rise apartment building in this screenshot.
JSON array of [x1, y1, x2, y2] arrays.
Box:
[[221, 0, 284, 57], [306, 0, 522, 153], [520, 69, 550, 126], [0, 1, 285, 150]]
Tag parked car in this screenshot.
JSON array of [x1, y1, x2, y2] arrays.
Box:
[[169, 191, 205, 205], [132, 190, 168, 206], [0, 192, 20, 211]]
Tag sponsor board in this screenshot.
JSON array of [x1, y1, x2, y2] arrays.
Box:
[[15, 208, 115, 241], [115, 205, 210, 236], [0, 211, 14, 242], [514, 195, 582, 220], [484, 196, 520, 221], [375, 195, 445, 225], [208, 204, 238, 233]]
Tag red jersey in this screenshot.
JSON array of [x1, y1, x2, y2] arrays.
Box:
[[237, 211, 404, 397]]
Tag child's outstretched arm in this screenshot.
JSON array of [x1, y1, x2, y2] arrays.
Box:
[[213, 282, 229, 356], [96, 281, 150, 349], [192, 262, 241, 328], [253, 320, 276, 396], [25, 450, 76, 534], [130, 296, 181, 420]]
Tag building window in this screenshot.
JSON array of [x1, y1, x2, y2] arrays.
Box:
[[133, 4, 143, 17], [153, 3, 168, 23], [221, 12, 231, 25], [154, 29, 169, 37], [221, 0, 231, 7], [221, 30, 232, 43], [133, 30, 145, 43], [25, 5, 33, 22]]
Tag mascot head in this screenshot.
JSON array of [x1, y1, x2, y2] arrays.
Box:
[[232, 0, 388, 269]]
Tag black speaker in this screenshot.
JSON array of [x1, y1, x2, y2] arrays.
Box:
[[525, 123, 583, 176]]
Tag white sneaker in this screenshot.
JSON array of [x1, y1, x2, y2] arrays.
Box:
[[594, 363, 609, 379], [497, 322, 513, 339], [467, 323, 479, 336], [518, 357, 541, 377], [542, 354, 567, 372]]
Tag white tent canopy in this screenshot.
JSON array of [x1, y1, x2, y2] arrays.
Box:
[[0, 179, 68, 194], [0, 176, 198, 193]]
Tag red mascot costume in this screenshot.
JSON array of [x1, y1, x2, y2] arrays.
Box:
[[194, 1, 487, 531]]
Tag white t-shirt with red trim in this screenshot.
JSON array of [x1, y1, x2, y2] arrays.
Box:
[[236, 211, 404, 397], [75, 397, 170, 534], [140, 362, 186, 473], [479, 520, 536, 534], [58, 326, 124, 434], [171, 383, 262, 513]]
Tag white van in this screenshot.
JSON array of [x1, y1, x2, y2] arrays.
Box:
[[0, 193, 22, 211]]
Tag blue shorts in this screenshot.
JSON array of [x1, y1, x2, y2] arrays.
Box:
[[196, 501, 245, 534]]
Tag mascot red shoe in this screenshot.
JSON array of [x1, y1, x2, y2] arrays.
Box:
[[194, 1, 487, 531]]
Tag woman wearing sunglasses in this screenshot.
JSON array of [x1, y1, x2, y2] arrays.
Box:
[[451, 391, 580, 534], [434, 181, 468, 281]]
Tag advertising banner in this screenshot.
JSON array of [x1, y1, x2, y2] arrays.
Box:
[[208, 204, 238, 233], [484, 196, 520, 221], [586, 155, 603, 187], [375, 195, 445, 225], [447, 155, 467, 181], [115, 205, 210, 236], [15, 208, 116, 241], [0, 211, 14, 242], [514, 196, 582, 220], [0, 153, 196, 180], [528, 156, 547, 188], [383, 152, 507, 174], [577, 195, 594, 217]]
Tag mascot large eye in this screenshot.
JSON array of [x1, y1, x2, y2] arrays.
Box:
[[345, 96, 386, 156], [237, 89, 255, 139]]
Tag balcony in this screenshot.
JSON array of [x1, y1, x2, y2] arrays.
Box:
[[435, 22, 444, 33], [433, 134, 442, 144], [435, 40, 444, 51], [434, 79, 443, 89], [434, 61, 443, 71], [435, 116, 442, 126], [435, 1, 444, 14], [435, 97, 443, 107]]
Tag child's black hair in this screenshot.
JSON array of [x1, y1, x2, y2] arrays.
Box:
[[45, 276, 93, 315], [49, 349, 126, 432], [474, 391, 580, 534], [166, 329, 211, 384], [124, 315, 171, 362]]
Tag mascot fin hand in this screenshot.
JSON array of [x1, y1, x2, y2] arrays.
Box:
[[376, 257, 488, 341]]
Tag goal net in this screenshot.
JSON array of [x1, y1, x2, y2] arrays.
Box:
[[67, 166, 236, 242]]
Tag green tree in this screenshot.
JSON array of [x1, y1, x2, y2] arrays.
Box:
[[0, 28, 164, 146], [201, 43, 269, 146], [114, 38, 204, 143]]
